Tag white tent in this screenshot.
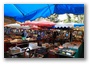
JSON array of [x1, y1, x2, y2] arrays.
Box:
[[5, 23, 30, 29], [55, 22, 74, 28]]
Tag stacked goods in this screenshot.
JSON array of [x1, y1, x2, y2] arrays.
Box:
[[62, 42, 81, 49], [62, 49, 75, 56], [42, 43, 52, 48], [58, 45, 64, 49], [29, 38, 36, 41], [9, 47, 21, 54], [49, 49, 57, 54], [4, 39, 10, 43], [4, 38, 12, 43], [11, 36, 22, 39], [26, 38, 31, 41], [71, 42, 81, 47], [54, 48, 58, 51], [10, 39, 22, 44]]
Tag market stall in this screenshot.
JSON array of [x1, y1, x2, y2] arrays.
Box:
[[4, 4, 84, 58]]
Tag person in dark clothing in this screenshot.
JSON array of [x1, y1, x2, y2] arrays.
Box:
[[52, 31, 58, 44], [37, 35, 41, 40], [70, 32, 72, 42], [59, 33, 64, 45], [37, 32, 42, 46], [21, 29, 28, 40], [53, 31, 57, 38], [21, 31, 24, 37]]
